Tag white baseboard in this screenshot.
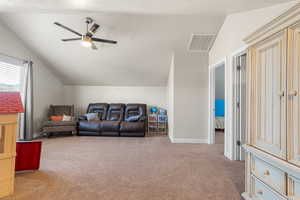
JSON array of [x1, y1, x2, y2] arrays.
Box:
[[169, 137, 208, 144], [168, 135, 174, 143], [241, 192, 251, 200]]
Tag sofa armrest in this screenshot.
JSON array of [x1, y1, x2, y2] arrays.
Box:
[[78, 115, 87, 121], [139, 116, 147, 122]]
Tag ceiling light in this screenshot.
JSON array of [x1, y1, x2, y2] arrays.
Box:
[[81, 36, 92, 47]]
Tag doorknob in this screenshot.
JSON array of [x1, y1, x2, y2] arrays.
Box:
[[256, 190, 263, 195], [289, 90, 298, 98], [264, 170, 270, 176]]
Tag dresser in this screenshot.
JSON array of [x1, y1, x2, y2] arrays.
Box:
[[243, 3, 300, 200]]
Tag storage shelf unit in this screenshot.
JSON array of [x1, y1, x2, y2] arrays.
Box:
[[147, 114, 168, 136]]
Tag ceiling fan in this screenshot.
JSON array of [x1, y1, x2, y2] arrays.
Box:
[[54, 17, 117, 50]]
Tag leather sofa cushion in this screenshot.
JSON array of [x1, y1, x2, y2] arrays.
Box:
[[87, 103, 109, 120], [101, 121, 120, 132], [79, 121, 101, 132], [106, 104, 125, 121], [124, 104, 147, 122], [125, 115, 140, 122], [120, 122, 145, 132], [85, 113, 99, 121], [43, 121, 76, 127], [107, 111, 121, 121]]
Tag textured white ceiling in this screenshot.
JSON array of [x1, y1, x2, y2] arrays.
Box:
[[0, 13, 224, 86], [0, 0, 293, 15], [0, 0, 294, 86]]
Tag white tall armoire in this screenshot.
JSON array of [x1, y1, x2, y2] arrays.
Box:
[[243, 3, 300, 200]]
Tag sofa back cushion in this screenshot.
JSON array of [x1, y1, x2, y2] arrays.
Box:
[[51, 116, 63, 121], [48, 105, 74, 119], [85, 113, 100, 121], [87, 103, 109, 120], [106, 104, 125, 121], [124, 104, 147, 122]]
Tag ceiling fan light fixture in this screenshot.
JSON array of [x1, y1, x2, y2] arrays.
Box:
[[54, 18, 117, 50], [81, 36, 92, 47]]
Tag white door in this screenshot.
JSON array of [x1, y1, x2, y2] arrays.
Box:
[[235, 53, 247, 161], [287, 24, 300, 166], [249, 30, 287, 159]]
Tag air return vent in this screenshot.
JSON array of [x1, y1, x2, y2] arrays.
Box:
[[188, 34, 216, 52]]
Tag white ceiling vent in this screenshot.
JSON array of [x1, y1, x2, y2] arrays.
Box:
[[188, 34, 216, 52]]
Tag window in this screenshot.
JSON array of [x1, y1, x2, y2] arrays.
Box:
[[0, 58, 27, 139], [0, 61, 25, 94]]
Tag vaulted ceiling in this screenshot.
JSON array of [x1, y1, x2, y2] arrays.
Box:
[[0, 0, 293, 86]]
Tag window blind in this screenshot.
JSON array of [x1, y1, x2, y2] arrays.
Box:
[[0, 61, 25, 92]]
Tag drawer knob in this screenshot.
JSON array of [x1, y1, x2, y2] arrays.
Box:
[[264, 170, 270, 176], [257, 190, 263, 195]]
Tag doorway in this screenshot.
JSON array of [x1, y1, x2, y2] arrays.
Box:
[[233, 52, 247, 161], [215, 64, 225, 145], [208, 58, 226, 153]]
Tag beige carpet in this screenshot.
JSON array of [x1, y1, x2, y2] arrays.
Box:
[[4, 136, 244, 200], [215, 130, 225, 145]]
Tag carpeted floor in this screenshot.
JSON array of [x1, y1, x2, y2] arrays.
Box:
[[3, 136, 244, 200], [215, 130, 225, 145]]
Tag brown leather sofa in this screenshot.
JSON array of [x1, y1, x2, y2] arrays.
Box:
[[120, 104, 147, 137], [78, 103, 108, 136], [78, 103, 147, 137]]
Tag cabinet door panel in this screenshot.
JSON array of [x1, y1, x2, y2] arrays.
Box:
[[287, 24, 300, 167], [250, 30, 287, 159]]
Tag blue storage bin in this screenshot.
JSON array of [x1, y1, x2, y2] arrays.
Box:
[[215, 99, 225, 117], [158, 115, 168, 122]]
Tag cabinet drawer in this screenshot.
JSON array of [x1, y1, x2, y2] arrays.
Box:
[[288, 176, 300, 199], [250, 175, 287, 200], [251, 155, 286, 194]]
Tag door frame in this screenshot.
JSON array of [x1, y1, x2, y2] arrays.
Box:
[[208, 57, 226, 147], [232, 49, 247, 161]]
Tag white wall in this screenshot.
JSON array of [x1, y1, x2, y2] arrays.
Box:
[[167, 54, 175, 140], [209, 1, 297, 65], [170, 51, 209, 142], [0, 20, 64, 136], [63, 86, 167, 114], [209, 1, 297, 159]]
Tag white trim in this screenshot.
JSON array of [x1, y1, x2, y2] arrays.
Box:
[[208, 67, 215, 144], [241, 192, 251, 200], [231, 48, 248, 161], [170, 138, 209, 144], [209, 57, 226, 69], [230, 46, 248, 58], [168, 134, 174, 143]]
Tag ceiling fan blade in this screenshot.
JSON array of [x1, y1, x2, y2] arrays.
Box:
[[61, 38, 82, 42], [54, 22, 82, 37], [92, 37, 117, 44], [90, 23, 100, 34], [91, 42, 98, 50]]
